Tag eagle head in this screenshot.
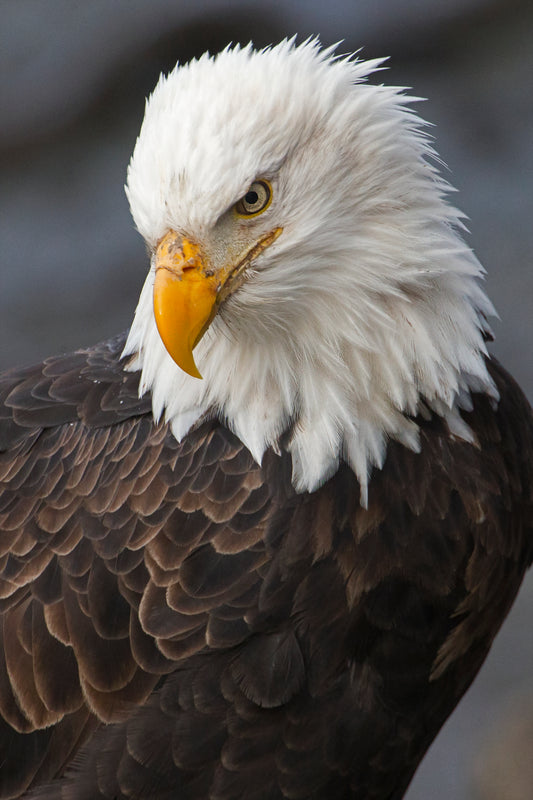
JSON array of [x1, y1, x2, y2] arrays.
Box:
[[123, 39, 496, 504]]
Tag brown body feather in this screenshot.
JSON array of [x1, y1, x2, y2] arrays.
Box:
[[0, 333, 531, 799]]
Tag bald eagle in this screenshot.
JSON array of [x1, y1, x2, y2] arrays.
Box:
[[0, 40, 531, 800]]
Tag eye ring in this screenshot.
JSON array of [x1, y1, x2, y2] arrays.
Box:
[[234, 179, 272, 218]]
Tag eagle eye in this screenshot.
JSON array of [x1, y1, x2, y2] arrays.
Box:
[[235, 180, 272, 217]]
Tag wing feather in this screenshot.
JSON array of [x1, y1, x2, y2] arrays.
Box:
[[0, 337, 531, 798]]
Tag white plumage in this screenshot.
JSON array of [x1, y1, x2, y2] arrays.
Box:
[[124, 39, 496, 503]]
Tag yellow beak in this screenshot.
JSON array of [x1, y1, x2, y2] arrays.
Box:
[[153, 228, 282, 379], [153, 234, 219, 378]]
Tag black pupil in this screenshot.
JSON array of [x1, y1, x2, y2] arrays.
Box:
[[245, 190, 259, 206]]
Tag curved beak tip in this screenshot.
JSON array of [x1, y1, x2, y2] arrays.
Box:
[[152, 233, 217, 379]]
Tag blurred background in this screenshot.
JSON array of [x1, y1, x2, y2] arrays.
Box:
[[1, 1, 532, 797]]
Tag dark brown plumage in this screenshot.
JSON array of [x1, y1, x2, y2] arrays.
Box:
[[0, 332, 531, 799]]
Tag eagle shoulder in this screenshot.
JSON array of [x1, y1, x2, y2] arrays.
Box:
[[0, 345, 531, 799]]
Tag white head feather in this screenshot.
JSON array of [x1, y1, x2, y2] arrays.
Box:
[[123, 39, 496, 504]]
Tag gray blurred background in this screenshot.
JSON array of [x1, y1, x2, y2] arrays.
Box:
[[1, 1, 532, 797]]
